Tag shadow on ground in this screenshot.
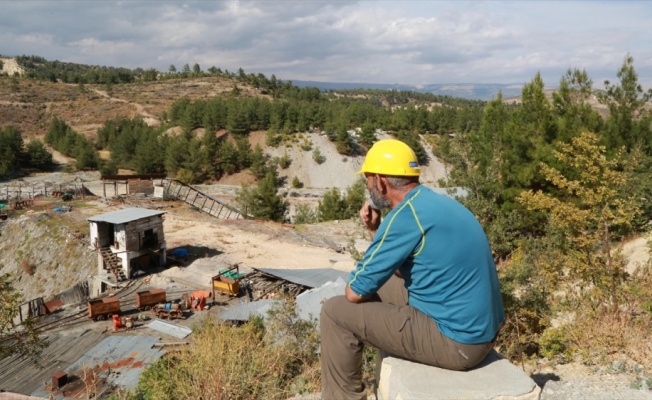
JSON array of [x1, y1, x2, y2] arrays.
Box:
[[168, 245, 223, 259], [531, 372, 561, 388]]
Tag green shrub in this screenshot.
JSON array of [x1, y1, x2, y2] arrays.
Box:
[[291, 176, 303, 188], [293, 204, 317, 224], [347, 237, 364, 263], [539, 327, 571, 360], [312, 148, 325, 164], [278, 154, 292, 169], [300, 141, 313, 151]]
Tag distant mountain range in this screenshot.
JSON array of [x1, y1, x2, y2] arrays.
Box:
[[291, 80, 549, 101]]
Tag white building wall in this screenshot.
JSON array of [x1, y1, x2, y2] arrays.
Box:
[[89, 222, 99, 249]]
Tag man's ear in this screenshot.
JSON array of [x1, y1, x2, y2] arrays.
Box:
[[377, 175, 389, 194]]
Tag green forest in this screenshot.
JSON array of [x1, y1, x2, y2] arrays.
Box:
[[2, 53, 652, 396]]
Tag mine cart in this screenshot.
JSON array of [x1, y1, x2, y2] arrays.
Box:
[[135, 288, 166, 311], [211, 264, 244, 297], [88, 297, 120, 321], [151, 302, 185, 319]]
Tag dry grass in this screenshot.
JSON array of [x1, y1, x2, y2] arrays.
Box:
[[134, 301, 321, 400], [540, 264, 652, 372], [0, 75, 266, 142]]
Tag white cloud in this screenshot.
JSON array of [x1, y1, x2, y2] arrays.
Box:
[[0, 0, 650, 87], [16, 33, 55, 46], [68, 38, 137, 59]]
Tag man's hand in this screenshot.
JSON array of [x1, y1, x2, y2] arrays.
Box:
[[360, 200, 381, 237]]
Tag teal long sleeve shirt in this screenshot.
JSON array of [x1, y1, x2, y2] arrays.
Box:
[[348, 185, 505, 344]]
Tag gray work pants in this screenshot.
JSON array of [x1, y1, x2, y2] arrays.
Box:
[[320, 276, 495, 400]]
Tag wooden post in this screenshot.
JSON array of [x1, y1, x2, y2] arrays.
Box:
[[103, 182, 107, 198]]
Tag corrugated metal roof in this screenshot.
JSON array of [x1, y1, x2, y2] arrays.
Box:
[[253, 267, 349, 288], [218, 277, 346, 326], [31, 335, 163, 398], [87, 207, 165, 224], [147, 319, 193, 339], [0, 331, 105, 395]]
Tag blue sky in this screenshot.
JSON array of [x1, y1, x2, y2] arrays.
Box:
[[1, 1, 650, 89]]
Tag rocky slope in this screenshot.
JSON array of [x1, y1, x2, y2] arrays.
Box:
[[0, 207, 96, 302]]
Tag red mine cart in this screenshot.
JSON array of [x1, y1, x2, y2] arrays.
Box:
[[88, 297, 120, 321], [135, 288, 166, 311]]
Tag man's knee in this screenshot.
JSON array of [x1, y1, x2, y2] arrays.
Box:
[[321, 295, 348, 322]]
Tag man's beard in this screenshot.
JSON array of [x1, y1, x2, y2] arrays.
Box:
[[368, 186, 391, 210]]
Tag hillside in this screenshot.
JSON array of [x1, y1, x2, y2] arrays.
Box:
[[0, 66, 449, 301], [293, 79, 527, 101], [0, 74, 263, 140], [2, 59, 652, 399], [0, 68, 450, 191]]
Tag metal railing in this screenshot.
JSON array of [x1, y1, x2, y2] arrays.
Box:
[[163, 178, 248, 220]]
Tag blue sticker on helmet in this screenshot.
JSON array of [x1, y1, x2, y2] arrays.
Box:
[[409, 161, 419, 168]]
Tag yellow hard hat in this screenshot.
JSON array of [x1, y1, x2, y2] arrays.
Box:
[[358, 139, 420, 176]]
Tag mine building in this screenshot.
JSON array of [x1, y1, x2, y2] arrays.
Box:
[[88, 208, 166, 295]]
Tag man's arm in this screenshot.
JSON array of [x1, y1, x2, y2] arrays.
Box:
[[345, 201, 383, 304], [345, 284, 379, 303]]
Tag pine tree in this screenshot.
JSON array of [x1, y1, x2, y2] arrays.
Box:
[[26, 139, 52, 170], [358, 120, 377, 147], [0, 274, 47, 360], [0, 127, 23, 177], [249, 144, 269, 180], [598, 54, 652, 153], [318, 188, 348, 221], [227, 102, 250, 135], [518, 132, 640, 315], [200, 130, 221, 180], [552, 68, 602, 142], [218, 140, 239, 175], [236, 169, 288, 222], [133, 131, 165, 174]]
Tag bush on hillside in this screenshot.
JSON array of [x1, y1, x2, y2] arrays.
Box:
[[133, 299, 321, 400], [293, 204, 317, 224], [312, 148, 325, 164], [291, 176, 304, 188]]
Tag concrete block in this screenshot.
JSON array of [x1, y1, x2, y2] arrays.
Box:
[[376, 350, 541, 400]]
